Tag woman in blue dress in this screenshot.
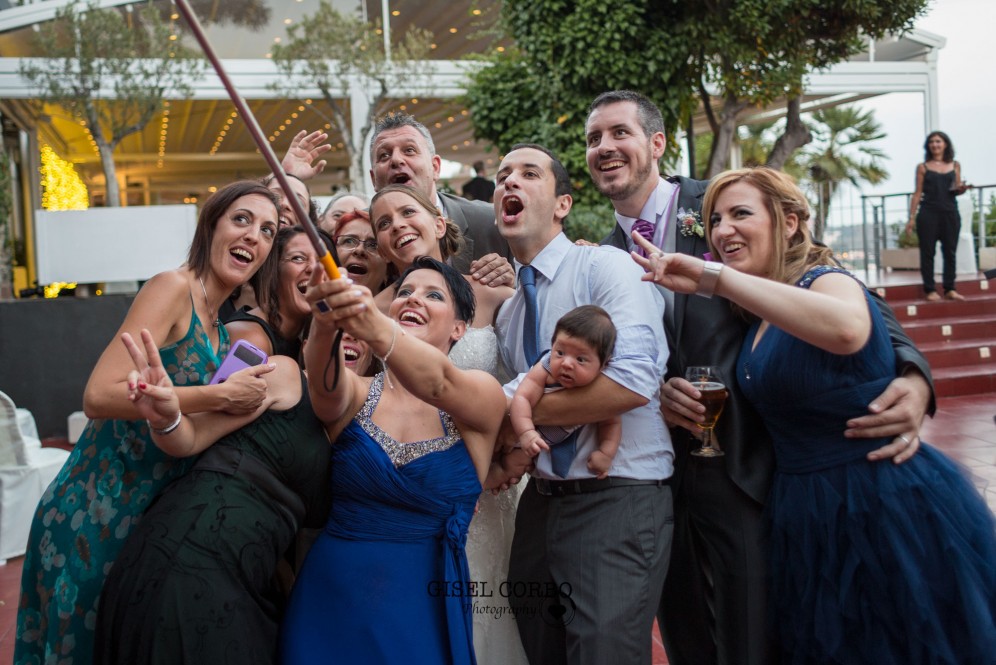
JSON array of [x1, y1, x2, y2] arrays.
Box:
[[15, 180, 281, 664], [633, 167, 995, 664], [281, 256, 524, 665]]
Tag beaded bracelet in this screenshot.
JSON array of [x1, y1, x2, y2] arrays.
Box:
[[149, 410, 182, 436]]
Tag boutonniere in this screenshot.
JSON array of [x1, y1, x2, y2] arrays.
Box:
[[678, 208, 704, 238]]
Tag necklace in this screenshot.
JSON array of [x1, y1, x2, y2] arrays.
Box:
[[199, 277, 221, 328]]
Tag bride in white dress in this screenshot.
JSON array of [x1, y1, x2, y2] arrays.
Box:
[[451, 327, 528, 665], [369, 185, 527, 664]]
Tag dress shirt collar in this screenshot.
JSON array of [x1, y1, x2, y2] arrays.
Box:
[[513, 232, 572, 285], [613, 177, 678, 238]]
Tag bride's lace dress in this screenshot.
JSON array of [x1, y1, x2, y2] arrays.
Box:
[[450, 326, 528, 665]]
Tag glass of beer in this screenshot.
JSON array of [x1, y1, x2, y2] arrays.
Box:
[[685, 366, 728, 458]]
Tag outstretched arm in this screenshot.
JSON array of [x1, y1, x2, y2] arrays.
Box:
[[632, 233, 871, 356]]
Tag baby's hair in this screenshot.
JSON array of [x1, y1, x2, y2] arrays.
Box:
[[551, 305, 616, 365]]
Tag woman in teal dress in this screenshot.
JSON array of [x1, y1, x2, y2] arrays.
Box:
[[281, 257, 525, 664], [634, 167, 995, 664], [15, 180, 281, 664]]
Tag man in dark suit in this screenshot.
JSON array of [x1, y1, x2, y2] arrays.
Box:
[[368, 113, 512, 278], [462, 160, 496, 203], [585, 90, 935, 665]]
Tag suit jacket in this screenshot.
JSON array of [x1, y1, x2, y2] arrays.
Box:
[[439, 192, 512, 274], [603, 176, 935, 505]]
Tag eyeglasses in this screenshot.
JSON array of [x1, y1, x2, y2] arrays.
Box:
[[335, 235, 378, 252]]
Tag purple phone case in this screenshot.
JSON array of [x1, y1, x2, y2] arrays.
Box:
[[209, 339, 268, 385]]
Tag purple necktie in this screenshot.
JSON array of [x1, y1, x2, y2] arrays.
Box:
[[632, 218, 655, 257]]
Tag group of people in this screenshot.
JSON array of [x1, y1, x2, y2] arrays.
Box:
[[14, 90, 995, 665]]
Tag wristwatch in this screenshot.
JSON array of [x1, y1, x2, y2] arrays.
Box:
[[696, 261, 724, 298]]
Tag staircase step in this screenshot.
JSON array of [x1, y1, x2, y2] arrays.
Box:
[[873, 276, 992, 301], [902, 316, 996, 344], [931, 365, 996, 398], [917, 338, 996, 368], [890, 294, 996, 322]]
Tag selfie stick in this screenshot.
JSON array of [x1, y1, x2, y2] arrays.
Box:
[[174, 0, 341, 280]]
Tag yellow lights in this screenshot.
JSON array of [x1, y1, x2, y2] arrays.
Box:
[[411, 98, 419, 104], [284, 18, 292, 25], [392, 10, 400, 16], [208, 186, 218, 193], [472, 9, 482, 15], [461, 109, 469, 116], [267, 102, 313, 144], [435, 122, 442, 128], [496, 46, 505, 53], [447, 116, 454, 122], [274, 37, 282, 43], [399, 105, 407, 111], [158, 103, 171, 164], [171, 12, 179, 19], [430, 43, 437, 50], [449, 27, 457, 34], [211, 110, 239, 156], [183, 195, 199, 204], [44, 282, 77, 299], [169, 34, 177, 41], [39, 144, 89, 211]]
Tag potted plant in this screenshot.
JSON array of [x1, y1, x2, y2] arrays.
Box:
[[881, 224, 920, 270]]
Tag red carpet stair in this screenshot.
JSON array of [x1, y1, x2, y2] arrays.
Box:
[[876, 277, 996, 397]]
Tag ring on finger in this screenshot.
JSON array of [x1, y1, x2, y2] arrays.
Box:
[[898, 434, 911, 445], [315, 299, 332, 314]]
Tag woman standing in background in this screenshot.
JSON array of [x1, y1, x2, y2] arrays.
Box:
[[905, 131, 970, 301]]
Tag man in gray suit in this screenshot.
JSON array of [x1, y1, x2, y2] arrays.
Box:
[[585, 89, 934, 665], [368, 112, 512, 279]]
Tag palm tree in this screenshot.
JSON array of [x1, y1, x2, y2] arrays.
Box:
[[802, 106, 888, 240]]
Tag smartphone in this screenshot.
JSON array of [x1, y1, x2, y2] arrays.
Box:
[[209, 339, 268, 385]]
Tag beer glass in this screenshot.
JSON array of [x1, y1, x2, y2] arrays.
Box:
[[685, 366, 728, 457]]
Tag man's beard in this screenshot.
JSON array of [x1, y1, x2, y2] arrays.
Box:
[[593, 151, 654, 202]]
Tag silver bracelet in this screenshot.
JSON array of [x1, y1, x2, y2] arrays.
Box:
[[149, 410, 182, 436], [696, 261, 724, 298], [374, 321, 404, 389]]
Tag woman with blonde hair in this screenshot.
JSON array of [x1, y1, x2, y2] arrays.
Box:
[[635, 167, 995, 664]]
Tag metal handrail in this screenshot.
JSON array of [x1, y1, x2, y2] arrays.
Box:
[[858, 183, 996, 272]]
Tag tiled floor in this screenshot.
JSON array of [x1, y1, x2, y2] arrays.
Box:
[[2, 393, 993, 664]]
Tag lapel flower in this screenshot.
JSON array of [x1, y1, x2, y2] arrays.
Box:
[[678, 208, 704, 238]]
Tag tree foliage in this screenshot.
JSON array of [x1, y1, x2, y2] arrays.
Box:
[[0, 144, 13, 298], [803, 105, 888, 240], [465, 0, 695, 208], [270, 0, 434, 191], [19, 1, 202, 207], [468, 0, 929, 191]]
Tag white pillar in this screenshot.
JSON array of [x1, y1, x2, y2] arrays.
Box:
[[924, 48, 941, 133]]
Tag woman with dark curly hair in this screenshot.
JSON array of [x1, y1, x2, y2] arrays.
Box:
[[905, 131, 971, 301]]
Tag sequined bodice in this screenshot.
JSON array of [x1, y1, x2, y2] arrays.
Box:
[[357, 373, 463, 468]]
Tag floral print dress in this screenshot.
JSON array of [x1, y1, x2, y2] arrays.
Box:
[[14, 307, 227, 665]]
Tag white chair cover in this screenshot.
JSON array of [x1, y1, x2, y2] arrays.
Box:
[[0, 390, 70, 561]]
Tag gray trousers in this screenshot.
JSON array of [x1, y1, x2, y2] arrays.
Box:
[[507, 478, 673, 665]]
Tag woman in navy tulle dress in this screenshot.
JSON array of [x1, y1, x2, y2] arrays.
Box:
[[634, 167, 995, 664], [281, 257, 525, 664]]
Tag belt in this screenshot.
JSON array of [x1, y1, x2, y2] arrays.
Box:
[[533, 476, 669, 497]]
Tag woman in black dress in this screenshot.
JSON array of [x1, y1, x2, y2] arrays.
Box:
[[94, 330, 332, 665], [904, 131, 970, 301]]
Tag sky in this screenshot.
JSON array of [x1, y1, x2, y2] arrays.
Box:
[[866, 0, 996, 196]]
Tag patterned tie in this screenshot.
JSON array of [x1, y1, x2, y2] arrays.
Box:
[[631, 218, 655, 257], [519, 265, 541, 366]]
